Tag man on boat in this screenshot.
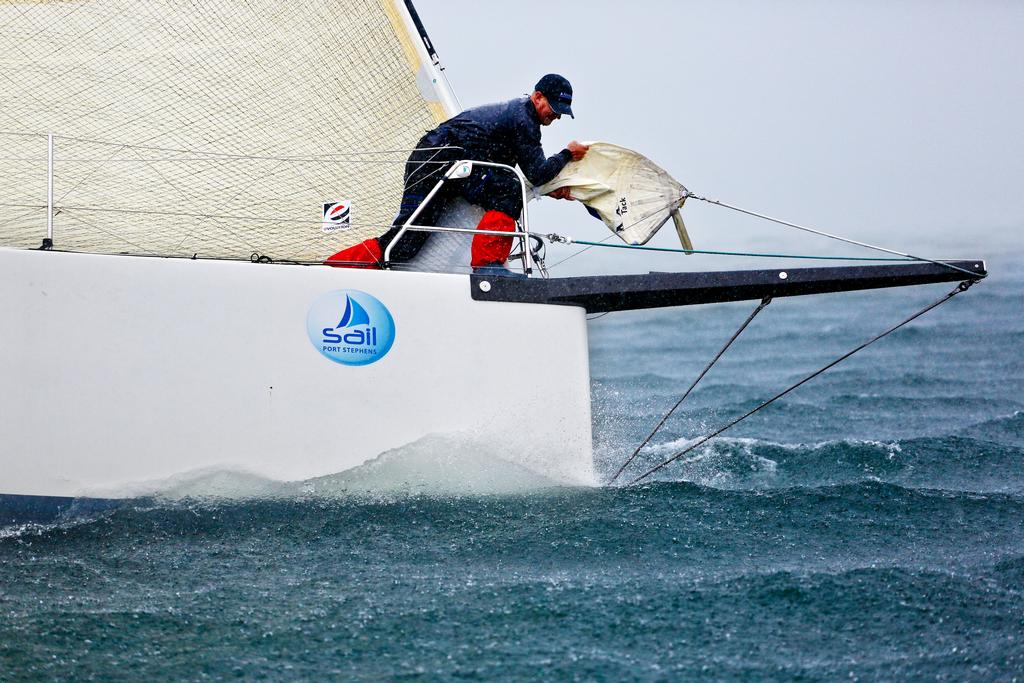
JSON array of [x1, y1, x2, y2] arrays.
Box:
[[329, 74, 588, 275]]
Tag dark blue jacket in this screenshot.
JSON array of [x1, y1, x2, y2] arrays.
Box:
[[434, 97, 572, 187]]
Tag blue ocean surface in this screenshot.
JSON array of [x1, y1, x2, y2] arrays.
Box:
[[2, 258, 1023, 680]]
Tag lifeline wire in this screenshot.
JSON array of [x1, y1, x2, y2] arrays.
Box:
[[607, 295, 773, 485], [625, 280, 975, 486]]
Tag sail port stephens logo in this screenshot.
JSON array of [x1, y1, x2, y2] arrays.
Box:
[[306, 290, 395, 366]]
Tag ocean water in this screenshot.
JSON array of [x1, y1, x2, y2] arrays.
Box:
[[2, 259, 1023, 680]]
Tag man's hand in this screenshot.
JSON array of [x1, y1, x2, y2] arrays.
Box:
[[567, 141, 589, 161], [547, 187, 573, 201]]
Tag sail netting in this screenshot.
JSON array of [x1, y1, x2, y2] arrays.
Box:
[[0, 0, 449, 260]]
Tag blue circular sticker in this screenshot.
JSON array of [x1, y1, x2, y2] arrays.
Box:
[[307, 289, 396, 366]]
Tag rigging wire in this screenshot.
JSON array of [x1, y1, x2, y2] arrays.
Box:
[[0, 129, 453, 160], [622, 280, 976, 487], [547, 234, 613, 269], [685, 193, 979, 278], [545, 191, 975, 277], [607, 295, 773, 485], [561, 240, 921, 262]]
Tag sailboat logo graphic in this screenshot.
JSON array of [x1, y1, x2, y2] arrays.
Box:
[[306, 289, 396, 366], [337, 295, 369, 328]]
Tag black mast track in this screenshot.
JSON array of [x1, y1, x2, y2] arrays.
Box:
[[403, 1, 438, 61], [470, 261, 987, 313]]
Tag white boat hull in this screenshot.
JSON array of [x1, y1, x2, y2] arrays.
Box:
[[0, 249, 594, 498]]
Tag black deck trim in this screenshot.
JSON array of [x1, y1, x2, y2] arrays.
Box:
[[470, 261, 987, 313]]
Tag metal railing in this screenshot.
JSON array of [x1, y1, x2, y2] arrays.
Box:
[[381, 159, 535, 275]]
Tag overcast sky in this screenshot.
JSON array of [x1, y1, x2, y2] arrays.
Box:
[[414, 0, 1023, 274]]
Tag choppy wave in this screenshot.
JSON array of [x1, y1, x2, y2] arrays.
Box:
[[3, 473, 1022, 678], [600, 431, 1024, 494], [963, 409, 1024, 446], [6, 479, 1024, 568]]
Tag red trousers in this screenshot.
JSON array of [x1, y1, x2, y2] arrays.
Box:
[[469, 210, 516, 267]]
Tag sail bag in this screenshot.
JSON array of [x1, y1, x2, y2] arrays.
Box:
[[538, 142, 692, 248]]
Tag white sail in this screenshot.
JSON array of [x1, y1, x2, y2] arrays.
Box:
[[0, 0, 455, 261]]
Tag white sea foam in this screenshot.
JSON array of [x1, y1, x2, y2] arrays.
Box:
[[644, 434, 902, 456], [0, 521, 56, 540], [82, 468, 292, 501], [303, 433, 567, 497], [609, 435, 911, 489], [75, 431, 590, 502]]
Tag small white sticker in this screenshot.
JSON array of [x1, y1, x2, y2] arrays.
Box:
[[322, 201, 352, 233]]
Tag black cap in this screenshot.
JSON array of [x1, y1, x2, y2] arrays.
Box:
[[534, 73, 574, 119]]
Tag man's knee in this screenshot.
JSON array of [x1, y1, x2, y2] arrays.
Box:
[[462, 171, 523, 217]]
